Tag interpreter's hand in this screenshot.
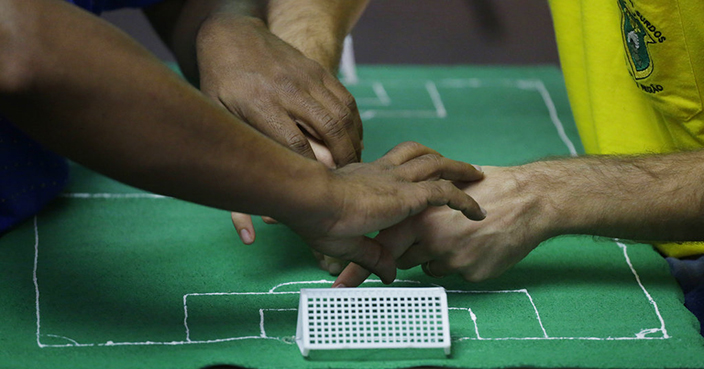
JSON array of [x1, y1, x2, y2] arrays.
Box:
[[281, 142, 486, 284], [334, 166, 551, 287], [196, 14, 362, 165], [230, 133, 348, 274]]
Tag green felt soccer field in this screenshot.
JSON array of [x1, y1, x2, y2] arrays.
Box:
[[0, 66, 703, 369]]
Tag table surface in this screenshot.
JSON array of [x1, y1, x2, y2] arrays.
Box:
[[1, 65, 703, 369]]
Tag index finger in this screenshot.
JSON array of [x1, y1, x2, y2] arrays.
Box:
[[395, 154, 484, 183], [374, 141, 441, 167], [333, 262, 370, 288], [332, 236, 397, 284], [419, 180, 487, 221]]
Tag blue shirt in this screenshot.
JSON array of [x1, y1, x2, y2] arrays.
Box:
[[0, 0, 165, 234], [66, 0, 165, 14], [0, 119, 69, 232]]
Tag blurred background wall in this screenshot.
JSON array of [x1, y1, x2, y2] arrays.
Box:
[[102, 0, 559, 65]]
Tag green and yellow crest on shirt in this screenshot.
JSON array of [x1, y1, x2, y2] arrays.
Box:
[[618, 0, 662, 80]]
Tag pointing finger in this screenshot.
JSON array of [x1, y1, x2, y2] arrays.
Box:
[[419, 181, 487, 221], [395, 154, 484, 183]]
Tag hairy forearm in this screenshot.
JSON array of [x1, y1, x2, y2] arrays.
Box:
[[0, 0, 330, 223], [266, 0, 369, 72], [515, 151, 704, 241]]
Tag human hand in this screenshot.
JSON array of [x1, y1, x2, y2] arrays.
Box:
[[196, 14, 362, 165], [334, 166, 552, 286], [279, 141, 486, 284], [230, 133, 348, 274]]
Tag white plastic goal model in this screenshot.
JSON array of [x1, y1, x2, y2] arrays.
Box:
[[295, 287, 451, 357]]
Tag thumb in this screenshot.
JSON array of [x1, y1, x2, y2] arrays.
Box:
[[231, 212, 256, 245]]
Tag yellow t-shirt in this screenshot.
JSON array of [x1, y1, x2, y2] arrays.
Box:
[[548, 0, 704, 257]]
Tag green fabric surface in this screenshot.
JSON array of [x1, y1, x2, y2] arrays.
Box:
[[1, 65, 703, 369]]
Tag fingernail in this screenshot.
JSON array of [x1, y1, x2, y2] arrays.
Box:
[[480, 206, 488, 217], [473, 164, 483, 173], [328, 262, 343, 276], [333, 283, 346, 288], [319, 259, 329, 271], [240, 229, 253, 244]]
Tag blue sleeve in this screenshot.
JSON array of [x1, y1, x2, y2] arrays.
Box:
[[64, 0, 166, 14], [99, 0, 167, 11], [0, 117, 69, 234]]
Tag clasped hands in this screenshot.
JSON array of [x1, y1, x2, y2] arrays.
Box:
[[334, 166, 551, 287], [194, 13, 545, 284]]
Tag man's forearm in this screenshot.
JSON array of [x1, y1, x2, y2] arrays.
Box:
[[145, 0, 368, 75], [144, 0, 267, 84], [0, 0, 331, 223], [266, 0, 369, 72], [515, 151, 704, 241]]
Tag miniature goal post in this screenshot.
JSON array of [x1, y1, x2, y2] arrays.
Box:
[[296, 287, 451, 357]]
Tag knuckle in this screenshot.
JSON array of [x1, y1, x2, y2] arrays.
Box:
[[306, 59, 327, 75], [318, 113, 347, 138], [420, 153, 445, 168], [401, 141, 424, 150], [394, 141, 426, 156], [341, 93, 359, 111], [434, 180, 455, 195], [412, 155, 445, 180], [284, 132, 310, 153], [322, 117, 342, 133], [335, 105, 354, 125], [426, 182, 449, 202], [345, 95, 358, 110]]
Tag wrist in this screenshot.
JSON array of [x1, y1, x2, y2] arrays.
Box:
[[271, 28, 341, 73], [509, 162, 574, 239], [269, 159, 338, 232], [199, 11, 267, 42], [267, 12, 344, 73]]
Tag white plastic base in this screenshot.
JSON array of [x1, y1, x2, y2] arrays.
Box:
[[296, 287, 451, 357]]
